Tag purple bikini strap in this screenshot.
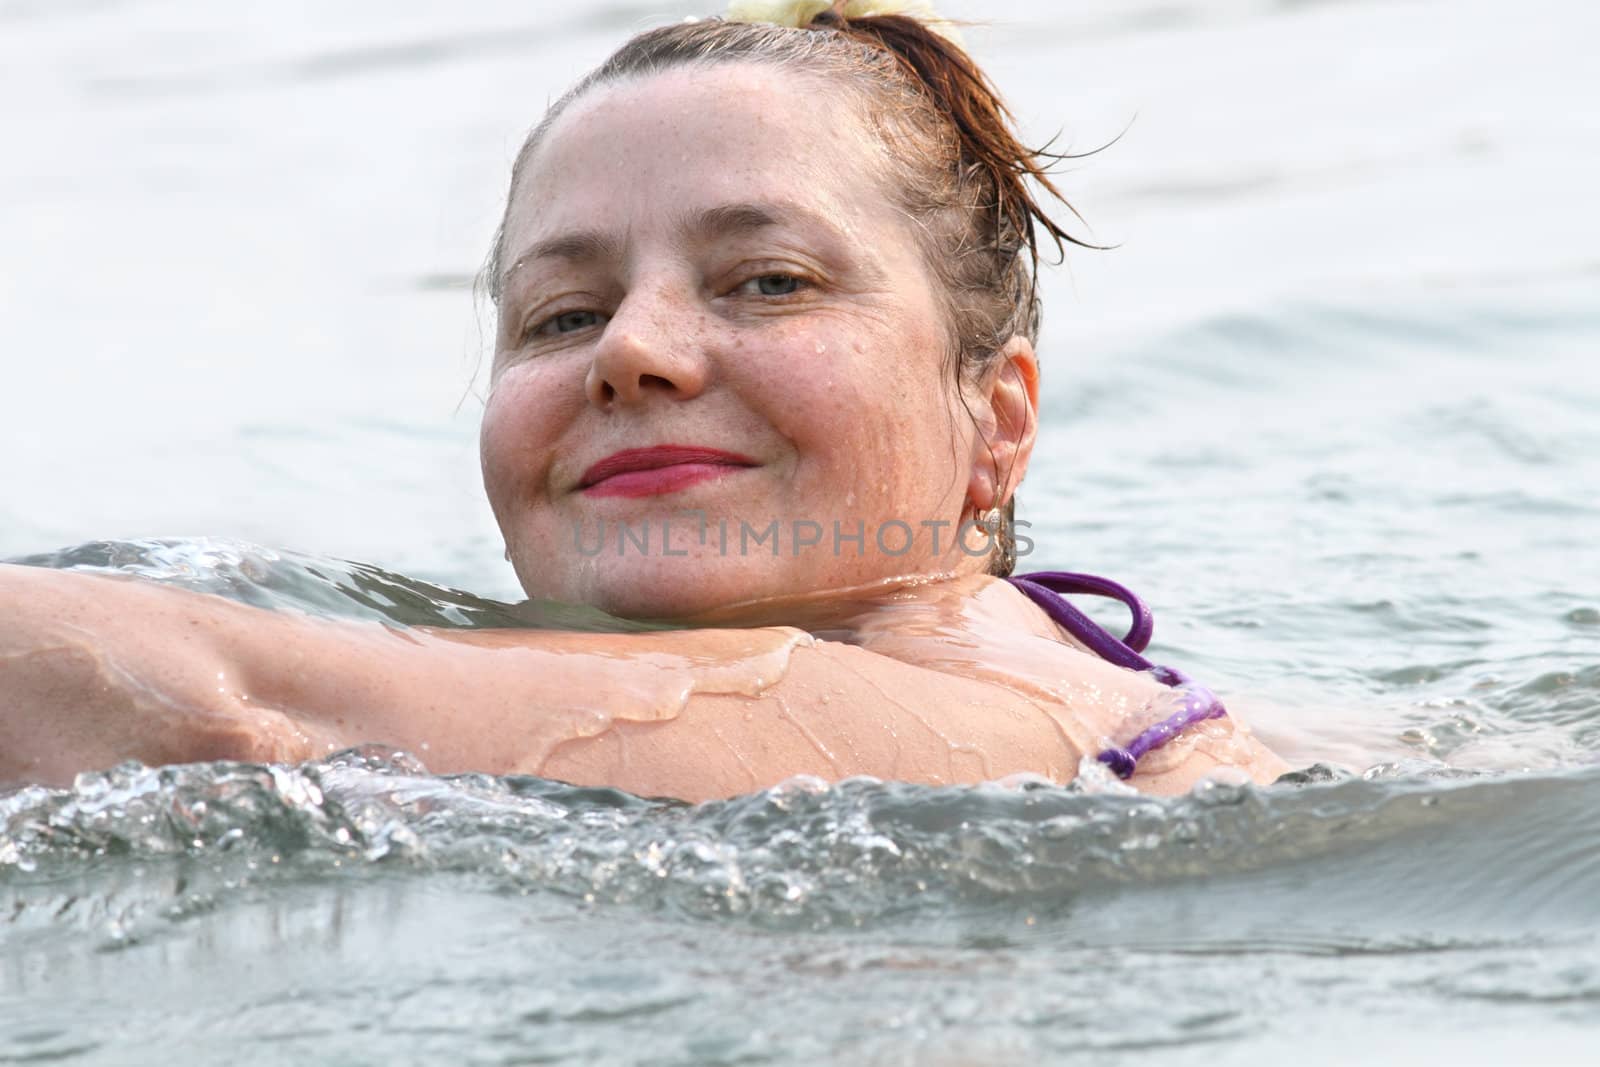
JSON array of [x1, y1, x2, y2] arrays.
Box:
[[1007, 571, 1156, 669], [1005, 570, 1228, 779]]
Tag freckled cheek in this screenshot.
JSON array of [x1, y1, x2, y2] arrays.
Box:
[[766, 355, 860, 446], [479, 373, 568, 505], [782, 375, 909, 502]]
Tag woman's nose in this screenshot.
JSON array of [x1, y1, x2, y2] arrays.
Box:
[[584, 287, 711, 408]]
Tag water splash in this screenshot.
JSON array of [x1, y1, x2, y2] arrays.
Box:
[[8, 747, 1600, 951]]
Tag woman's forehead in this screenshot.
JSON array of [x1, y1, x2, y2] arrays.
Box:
[[503, 63, 888, 250]]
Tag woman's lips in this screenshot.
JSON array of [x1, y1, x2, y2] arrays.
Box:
[[577, 445, 757, 499]]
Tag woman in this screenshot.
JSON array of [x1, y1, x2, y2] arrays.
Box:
[[0, 3, 1286, 799]]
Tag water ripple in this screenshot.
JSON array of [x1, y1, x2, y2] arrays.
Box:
[[7, 750, 1600, 946]]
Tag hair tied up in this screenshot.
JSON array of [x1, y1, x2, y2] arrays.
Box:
[[829, 13, 1102, 273], [727, 0, 964, 44]]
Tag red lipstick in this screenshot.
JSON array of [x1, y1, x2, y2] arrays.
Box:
[[577, 445, 757, 499]]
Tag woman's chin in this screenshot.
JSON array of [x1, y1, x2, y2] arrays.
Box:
[[529, 555, 798, 623]]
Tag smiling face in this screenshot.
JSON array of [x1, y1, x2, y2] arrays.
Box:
[[481, 62, 1003, 619]]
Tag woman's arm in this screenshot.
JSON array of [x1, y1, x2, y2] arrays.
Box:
[[0, 564, 330, 784], [0, 565, 1284, 799], [0, 565, 1093, 797]]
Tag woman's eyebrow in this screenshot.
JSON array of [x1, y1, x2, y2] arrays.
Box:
[[502, 229, 624, 288], [691, 201, 783, 239], [686, 201, 844, 247], [501, 201, 846, 288]]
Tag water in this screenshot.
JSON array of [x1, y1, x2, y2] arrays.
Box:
[[3, 0, 1599, 1061]]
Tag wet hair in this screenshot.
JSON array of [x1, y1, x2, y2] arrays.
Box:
[[485, 13, 1093, 576]]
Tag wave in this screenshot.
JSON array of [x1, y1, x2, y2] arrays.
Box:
[[7, 749, 1600, 950]]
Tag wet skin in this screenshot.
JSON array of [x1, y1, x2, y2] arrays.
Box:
[[0, 566, 1284, 800], [481, 64, 1016, 619]]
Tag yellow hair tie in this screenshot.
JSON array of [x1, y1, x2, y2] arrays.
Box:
[[725, 0, 963, 45]]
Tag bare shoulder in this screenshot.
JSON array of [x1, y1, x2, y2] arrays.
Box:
[[762, 576, 1291, 794], [535, 632, 1089, 801], [529, 613, 1285, 802]]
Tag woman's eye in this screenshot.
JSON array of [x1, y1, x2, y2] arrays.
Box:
[[533, 309, 605, 338], [742, 273, 803, 297]]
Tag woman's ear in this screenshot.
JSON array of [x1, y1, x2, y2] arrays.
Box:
[[967, 335, 1040, 511]]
